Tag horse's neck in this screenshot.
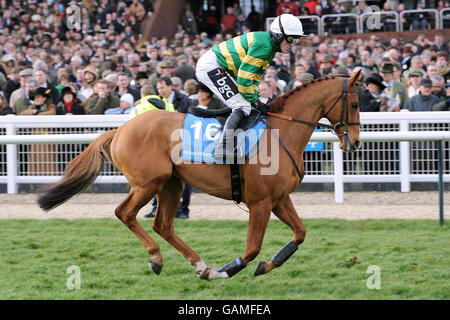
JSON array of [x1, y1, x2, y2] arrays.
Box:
[[273, 82, 330, 153]]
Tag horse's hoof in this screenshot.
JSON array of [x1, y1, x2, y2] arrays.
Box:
[[254, 261, 267, 276], [149, 261, 163, 275], [198, 267, 212, 281]]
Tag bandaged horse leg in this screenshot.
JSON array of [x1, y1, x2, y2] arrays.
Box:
[[200, 197, 272, 280], [254, 195, 306, 276]]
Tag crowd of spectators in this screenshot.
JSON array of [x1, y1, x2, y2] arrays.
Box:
[[0, 0, 450, 120]]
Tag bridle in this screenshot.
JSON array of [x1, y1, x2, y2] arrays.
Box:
[[261, 77, 361, 183], [266, 77, 360, 136]]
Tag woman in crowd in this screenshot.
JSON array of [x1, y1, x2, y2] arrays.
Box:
[[56, 86, 86, 115]]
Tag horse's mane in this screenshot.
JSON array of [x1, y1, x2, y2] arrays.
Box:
[[268, 76, 341, 113]]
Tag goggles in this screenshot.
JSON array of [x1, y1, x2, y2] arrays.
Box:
[[285, 35, 300, 44]]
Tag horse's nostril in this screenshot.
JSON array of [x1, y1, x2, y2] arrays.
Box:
[[354, 140, 362, 150]]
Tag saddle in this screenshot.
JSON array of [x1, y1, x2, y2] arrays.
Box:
[[186, 106, 264, 204], [187, 106, 263, 131]]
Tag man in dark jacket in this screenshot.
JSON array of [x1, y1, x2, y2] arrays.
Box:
[[405, 78, 440, 111]]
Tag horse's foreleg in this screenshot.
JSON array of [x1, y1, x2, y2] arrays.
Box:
[[200, 197, 272, 280], [152, 177, 206, 276], [254, 195, 306, 276], [115, 187, 164, 274]]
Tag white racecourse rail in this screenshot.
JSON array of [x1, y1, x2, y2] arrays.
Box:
[[0, 111, 450, 202]]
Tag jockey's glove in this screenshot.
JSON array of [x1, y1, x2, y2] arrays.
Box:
[[254, 99, 268, 115]]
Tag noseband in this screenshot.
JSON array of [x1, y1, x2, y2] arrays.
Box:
[[266, 78, 360, 136]]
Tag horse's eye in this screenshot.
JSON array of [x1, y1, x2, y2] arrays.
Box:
[[351, 103, 359, 109]]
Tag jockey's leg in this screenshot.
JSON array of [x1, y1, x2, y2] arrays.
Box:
[[195, 49, 252, 161]]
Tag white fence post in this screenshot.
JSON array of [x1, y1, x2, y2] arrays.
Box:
[[400, 117, 411, 192], [333, 141, 344, 203], [6, 122, 17, 194]]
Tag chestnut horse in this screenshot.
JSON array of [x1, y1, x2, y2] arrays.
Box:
[[38, 69, 362, 280]]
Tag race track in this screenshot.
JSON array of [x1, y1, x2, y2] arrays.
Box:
[[0, 191, 449, 221]]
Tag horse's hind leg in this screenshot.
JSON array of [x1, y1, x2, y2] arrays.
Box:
[[115, 186, 164, 274], [152, 177, 206, 276], [254, 195, 306, 276]]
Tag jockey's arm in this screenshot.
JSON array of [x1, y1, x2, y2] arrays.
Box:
[[236, 42, 272, 105]]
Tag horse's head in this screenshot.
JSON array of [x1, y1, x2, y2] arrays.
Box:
[[323, 68, 362, 152]]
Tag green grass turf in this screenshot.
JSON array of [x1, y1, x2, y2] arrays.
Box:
[[0, 219, 448, 299]]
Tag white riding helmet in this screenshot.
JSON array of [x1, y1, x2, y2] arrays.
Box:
[[270, 14, 305, 38]]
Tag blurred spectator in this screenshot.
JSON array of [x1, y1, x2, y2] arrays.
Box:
[[105, 93, 134, 115], [33, 69, 59, 105], [20, 87, 56, 115], [436, 51, 450, 81], [426, 64, 440, 79], [192, 82, 224, 110], [80, 68, 97, 101], [431, 75, 446, 99], [276, 0, 300, 16], [115, 73, 140, 101], [433, 82, 450, 111], [407, 69, 425, 98], [156, 77, 192, 113], [174, 55, 196, 84], [87, 79, 119, 114], [221, 7, 237, 34], [170, 77, 184, 94], [379, 63, 408, 111], [432, 34, 449, 53], [13, 78, 38, 115], [2, 66, 21, 103], [360, 73, 386, 112], [410, 2, 430, 30], [184, 79, 199, 101], [56, 87, 85, 115], [258, 80, 275, 104], [405, 78, 440, 111], [0, 92, 13, 115], [304, 0, 318, 15]]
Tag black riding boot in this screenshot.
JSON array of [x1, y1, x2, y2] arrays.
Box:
[[214, 108, 247, 161]]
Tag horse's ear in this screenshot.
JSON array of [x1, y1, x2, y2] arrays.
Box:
[[349, 67, 362, 87]]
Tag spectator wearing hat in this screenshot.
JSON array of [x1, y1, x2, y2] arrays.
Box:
[[407, 69, 425, 98], [405, 78, 440, 111], [105, 93, 134, 115], [149, 60, 175, 88], [174, 54, 196, 84], [127, 60, 141, 84], [379, 62, 408, 111], [192, 82, 225, 110], [360, 74, 386, 112], [79, 68, 97, 101], [20, 87, 56, 115], [56, 87, 85, 115], [13, 78, 38, 115], [433, 82, 450, 111], [33, 69, 59, 105], [319, 56, 334, 77], [9, 69, 33, 108], [87, 79, 120, 114]]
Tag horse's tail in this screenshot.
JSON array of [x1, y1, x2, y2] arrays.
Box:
[[38, 129, 117, 211]]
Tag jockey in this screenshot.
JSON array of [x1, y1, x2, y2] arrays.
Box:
[[195, 13, 305, 160], [129, 94, 175, 119]]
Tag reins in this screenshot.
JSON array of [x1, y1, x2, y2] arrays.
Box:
[[266, 78, 360, 136]]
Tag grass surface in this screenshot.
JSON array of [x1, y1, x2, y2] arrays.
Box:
[[0, 219, 448, 300]]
